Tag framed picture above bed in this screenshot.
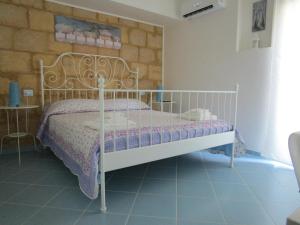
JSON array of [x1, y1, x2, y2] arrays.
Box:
[[54, 15, 121, 49], [252, 0, 267, 32]]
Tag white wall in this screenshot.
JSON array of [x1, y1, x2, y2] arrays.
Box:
[[110, 0, 180, 19], [164, 0, 274, 153]]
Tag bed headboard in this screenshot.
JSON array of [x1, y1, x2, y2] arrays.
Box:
[[39, 52, 139, 109]]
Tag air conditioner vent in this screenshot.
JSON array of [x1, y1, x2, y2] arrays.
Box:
[[181, 0, 226, 19], [183, 5, 214, 18]]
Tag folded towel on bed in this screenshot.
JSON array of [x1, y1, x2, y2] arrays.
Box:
[[84, 120, 136, 131], [104, 112, 125, 120], [83, 112, 137, 131], [180, 108, 217, 121]]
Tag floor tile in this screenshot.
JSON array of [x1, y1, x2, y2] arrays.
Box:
[[207, 168, 244, 184], [19, 150, 57, 162], [111, 164, 147, 178], [146, 166, 176, 180], [178, 196, 224, 224], [1, 150, 299, 225], [177, 180, 215, 199], [200, 152, 229, 164], [201, 161, 230, 170], [26, 160, 66, 171], [177, 166, 209, 182], [132, 194, 176, 218], [76, 212, 127, 225], [88, 191, 136, 214], [106, 176, 142, 193], [177, 155, 205, 169], [180, 152, 203, 161], [47, 187, 91, 210], [38, 149, 58, 159], [127, 215, 176, 225], [35, 171, 78, 187], [235, 161, 276, 173], [140, 178, 176, 195], [262, 201, 299, 225], [0, 154, 20, 165], [0, 167, 22, 182], [213, 182, 257, 203], [24, 207, 81, 225], [179, 221, 225, 225], [250, 184, 300, 205], [272, 168, 299, 190], [9, 185, 61, 206], [5, 170, 49, 184], [220, 201, 275, 225], [5, 160, 39, 171], [238, 170, 280, 187], [150, 157, 178, 168], [0, 182, 27, 202], [20, 151, 56, 161], [0, 203, 39, 225]]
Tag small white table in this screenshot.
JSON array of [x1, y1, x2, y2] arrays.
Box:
[[0, 105, 39, 165]]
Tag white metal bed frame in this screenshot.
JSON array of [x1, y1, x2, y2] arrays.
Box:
[[40, 52, 239, 212]]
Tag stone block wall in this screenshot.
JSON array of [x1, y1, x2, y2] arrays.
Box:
[[0, 0, 163, 148]]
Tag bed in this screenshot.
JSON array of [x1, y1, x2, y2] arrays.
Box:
[[38, 52, 239, 212]]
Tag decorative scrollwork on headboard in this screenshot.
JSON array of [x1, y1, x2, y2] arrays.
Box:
[[40, 52, 139, 108], [41, 52, 138, 90]]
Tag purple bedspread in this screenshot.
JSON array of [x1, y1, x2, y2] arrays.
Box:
[[38, 109, 233, 199]]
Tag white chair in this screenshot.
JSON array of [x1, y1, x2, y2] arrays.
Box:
[[288, 131, 300, 190]]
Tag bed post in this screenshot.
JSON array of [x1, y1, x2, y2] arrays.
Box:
[[136, 68, 139, 90], [40, 59, 44, 110], [230, 83, 239, 168], [98, 77, 107, 213]]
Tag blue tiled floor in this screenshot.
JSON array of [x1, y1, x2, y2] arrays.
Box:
[[0, 149, 299, 225]]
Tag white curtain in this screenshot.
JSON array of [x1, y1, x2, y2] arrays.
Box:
[[263, 0, 300, 164]]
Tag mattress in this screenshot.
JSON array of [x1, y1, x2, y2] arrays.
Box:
[[38, 109, 232, 199]]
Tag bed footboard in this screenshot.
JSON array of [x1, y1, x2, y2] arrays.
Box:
[[97, 79, 239, 212]]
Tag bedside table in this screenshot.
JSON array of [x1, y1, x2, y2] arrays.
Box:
[[0, 105, 39, 165]]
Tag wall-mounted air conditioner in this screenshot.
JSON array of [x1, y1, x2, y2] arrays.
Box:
[[181, 0, 226, 19]]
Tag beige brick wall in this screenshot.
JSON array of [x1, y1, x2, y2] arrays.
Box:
[[0, 0, 163, 145]]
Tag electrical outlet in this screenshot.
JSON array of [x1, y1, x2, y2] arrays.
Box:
[[23, 89, 34, 97]]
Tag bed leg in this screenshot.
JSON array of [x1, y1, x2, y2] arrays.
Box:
[[98, 77, 107, 213], [230, 142, 235, 168], [100, 171, 107, 213]]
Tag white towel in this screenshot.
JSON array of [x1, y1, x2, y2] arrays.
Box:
[[180, 108, 217, 121], [104, 112, 125, 120], [84, 112, 136, 131]]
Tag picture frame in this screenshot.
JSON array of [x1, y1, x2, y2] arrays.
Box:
[[55, 16, 121, 49], [252, 0, 267, 32]]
